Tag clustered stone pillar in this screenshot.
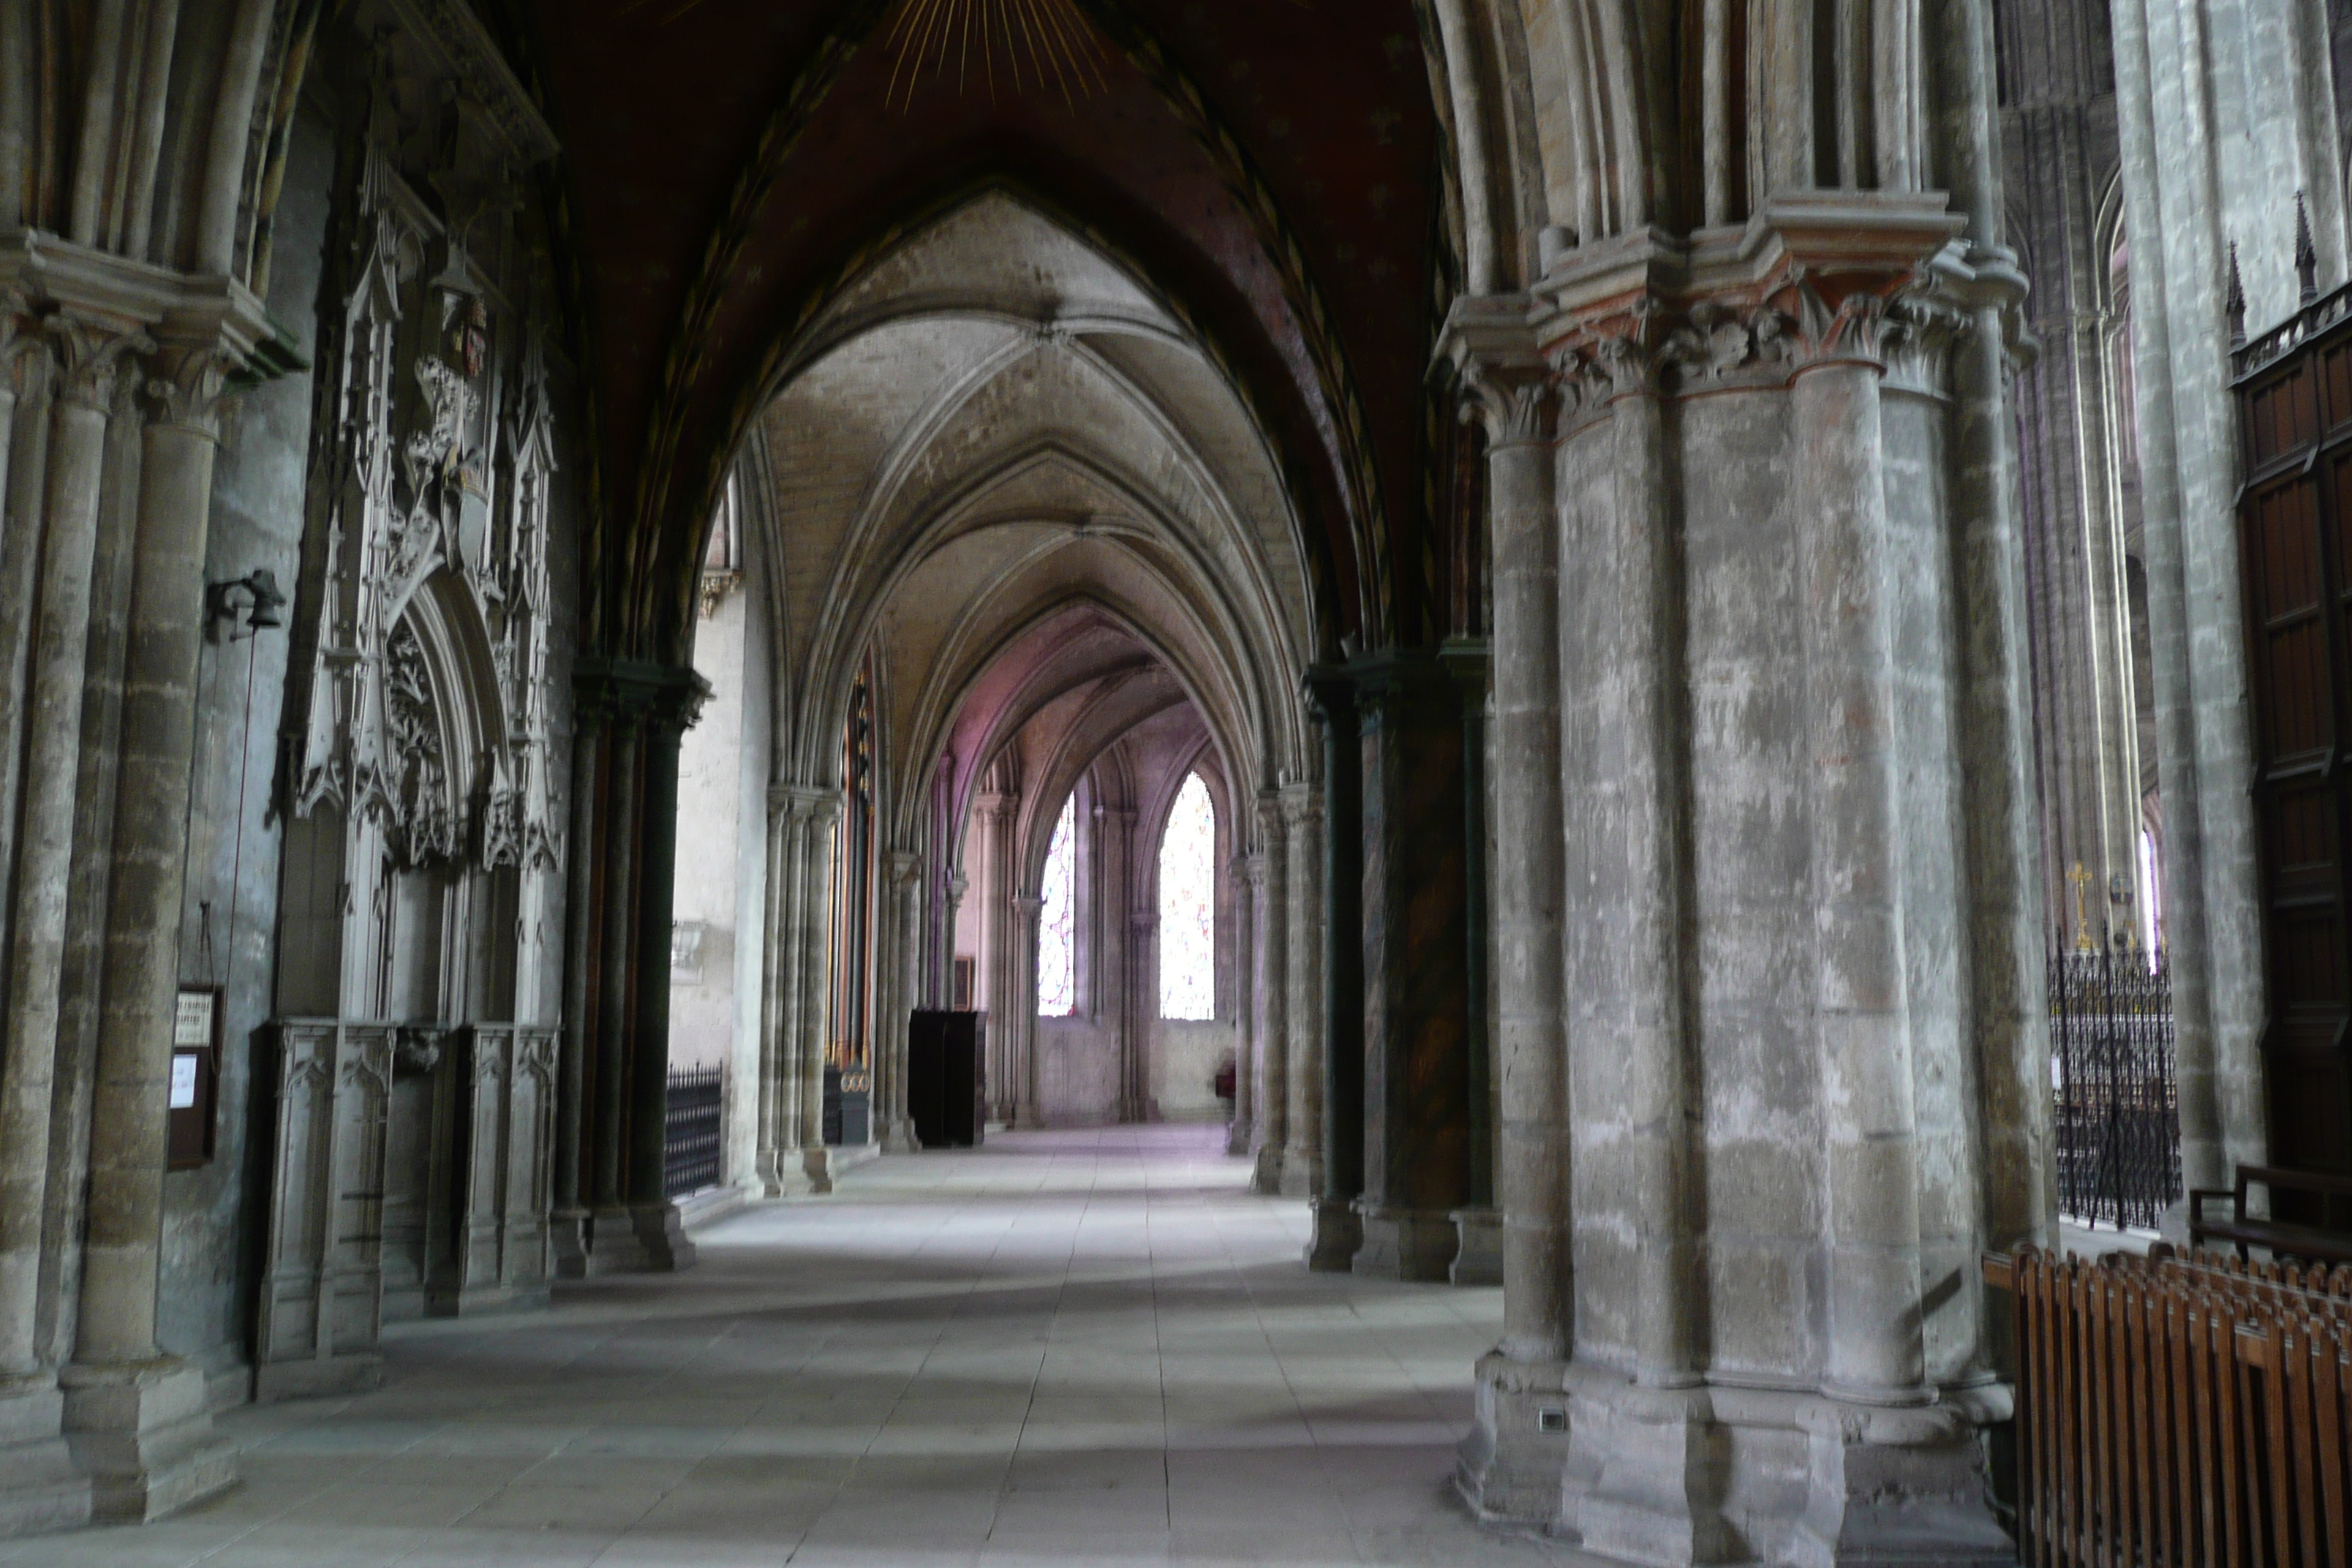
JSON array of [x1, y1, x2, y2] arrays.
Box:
[[551, 707, 603, 1275], [1009, 894, 1044, 1126], [570, 659, 704, 1274], [1440, 220, 2027, 1558], [757, 786, 837, 1195]]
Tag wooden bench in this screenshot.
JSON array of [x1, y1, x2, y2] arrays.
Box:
[[2189, 1164, 2352, 1264]]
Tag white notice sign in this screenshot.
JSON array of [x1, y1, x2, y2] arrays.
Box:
[[169, 1053, 200, 1111], [173, 990, 214, 1048]]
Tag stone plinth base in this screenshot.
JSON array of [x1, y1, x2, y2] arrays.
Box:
[[1249, 1145, 1285, 1196], [1225, 1117, 1251, 1157], [0, 1378, 91, 1538], [60, 1358, 236, 1523], [802, 1146, 837, 1196], [1522, 1363, 2016, 1567], [1303, 1196, 1363, 1272], [585, 1202, 696, 1275], [252, 1351, 382, 1403], [1277, 1147, 1319, 1199], [1455, 1352, 1572, 1526], [1449, 1207, 1503, 1286], [549, 1208, 590, 1278], [1350, 1202, 1458, 1281], [882, 1116, 921, 1153]]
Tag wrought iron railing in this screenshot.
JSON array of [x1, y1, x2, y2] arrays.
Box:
[[2048, 947, 2182, 1231], [663, 1066, 723, 1199]]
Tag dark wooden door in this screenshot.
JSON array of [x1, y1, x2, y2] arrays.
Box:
[[2237, 297, 2352, 1191]]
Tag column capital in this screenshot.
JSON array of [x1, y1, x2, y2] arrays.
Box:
[[1013, 894, 1045, 919], [576, 657, 709, 734], [886, 849, 923, 886], [1440, 294, 1555, 448], [946, 872, 970, 902], [769, 781, 843, 826]]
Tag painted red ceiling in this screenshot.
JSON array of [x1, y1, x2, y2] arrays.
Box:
[[509, 0, 1441, 658]]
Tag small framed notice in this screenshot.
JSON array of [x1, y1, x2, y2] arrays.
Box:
[[167, 984, 222, 1170]]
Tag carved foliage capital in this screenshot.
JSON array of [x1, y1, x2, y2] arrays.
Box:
[[48, 312, 154, 412], [143, 342, 238, 439], [1457, 355, 1556, 448]]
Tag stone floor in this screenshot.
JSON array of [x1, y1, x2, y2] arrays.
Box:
[[9, 1125, 1587, 1567]]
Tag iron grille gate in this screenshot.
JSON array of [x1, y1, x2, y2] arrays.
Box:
[[2048, 948, 2183, 1231], [663, 1066, 723, 1199]]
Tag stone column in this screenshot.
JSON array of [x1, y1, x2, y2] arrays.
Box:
[[1302, 677, 1360, 1264], [756, 788, 813, 1195], [587, 714, 640, 1251], [0, 323, 92, 1537], [979, 791, 1019, 1121], [1448, 306, 1572, 1518], [1123, 913, 1154, 1123], [1346, 656, 1472, 1284], [1793, 320, 1927, 1406], [796, 791, 841, 1191], [1226, 852, 1259, 1156], [1281, 785, 1322, 1199], [1441, 638, 1497, 1286], [551, 713, 601, 1275], [1249, 796, 1288, 1194], [941, 872, 968, 1009], [882, 851, 922, 1150], [64, 334, 241, 1521], [1010, 894, 1044, 1126], [616, 678, 698, 1270]]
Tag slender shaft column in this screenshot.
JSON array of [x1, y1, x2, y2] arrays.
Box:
[[798, 794, 840, 1188], [0, 328, 92, 1537], [1601, 358, 1701, 1389], [1011, 894, 1044, 1125], [591, 718, 640, 1220], [1448, 309, 1574, 1520], [1281, 786, 1323, 1199], [941, 873, 967, 1010], [1793, 329, 1927, 1405], [1463, 339, 1567, 1353], [622, 684, 696, 1268], [1303, 676, 1361, 1264], [65, 336, 241, 1519], [1226, 853, 1259, 1156], [0, 315, 39, 1000], [9, 326, 138, 1380], [1250, 796, 1288, 1193], [0, 333, 67, 1382], [883, 850, 921, 1150], [551, 715, 601, 1275]]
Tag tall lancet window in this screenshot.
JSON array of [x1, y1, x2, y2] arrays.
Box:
[[1158, 773, 1215, 1019], [1036, 794, 1077, 1016]]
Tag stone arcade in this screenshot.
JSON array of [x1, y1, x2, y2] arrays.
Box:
[[0, 0, 2337, 1563]]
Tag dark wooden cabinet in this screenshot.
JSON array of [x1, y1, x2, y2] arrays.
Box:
[[907, 1011, 986, 1148]]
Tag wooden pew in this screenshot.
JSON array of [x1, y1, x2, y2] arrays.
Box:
[[2190, 1165, 2352, 1265]]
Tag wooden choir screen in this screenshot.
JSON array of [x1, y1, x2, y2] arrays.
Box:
[[2235, 281, 2352, 1191], [1984, 1244, 2352, 1567]]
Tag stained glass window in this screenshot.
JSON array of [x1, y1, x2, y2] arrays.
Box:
[[1036, 794, 1077, 1016], [1158, 773, 1215, 1020]]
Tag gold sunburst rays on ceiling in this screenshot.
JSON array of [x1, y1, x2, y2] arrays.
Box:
[[883, 0, 1109, 110]]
